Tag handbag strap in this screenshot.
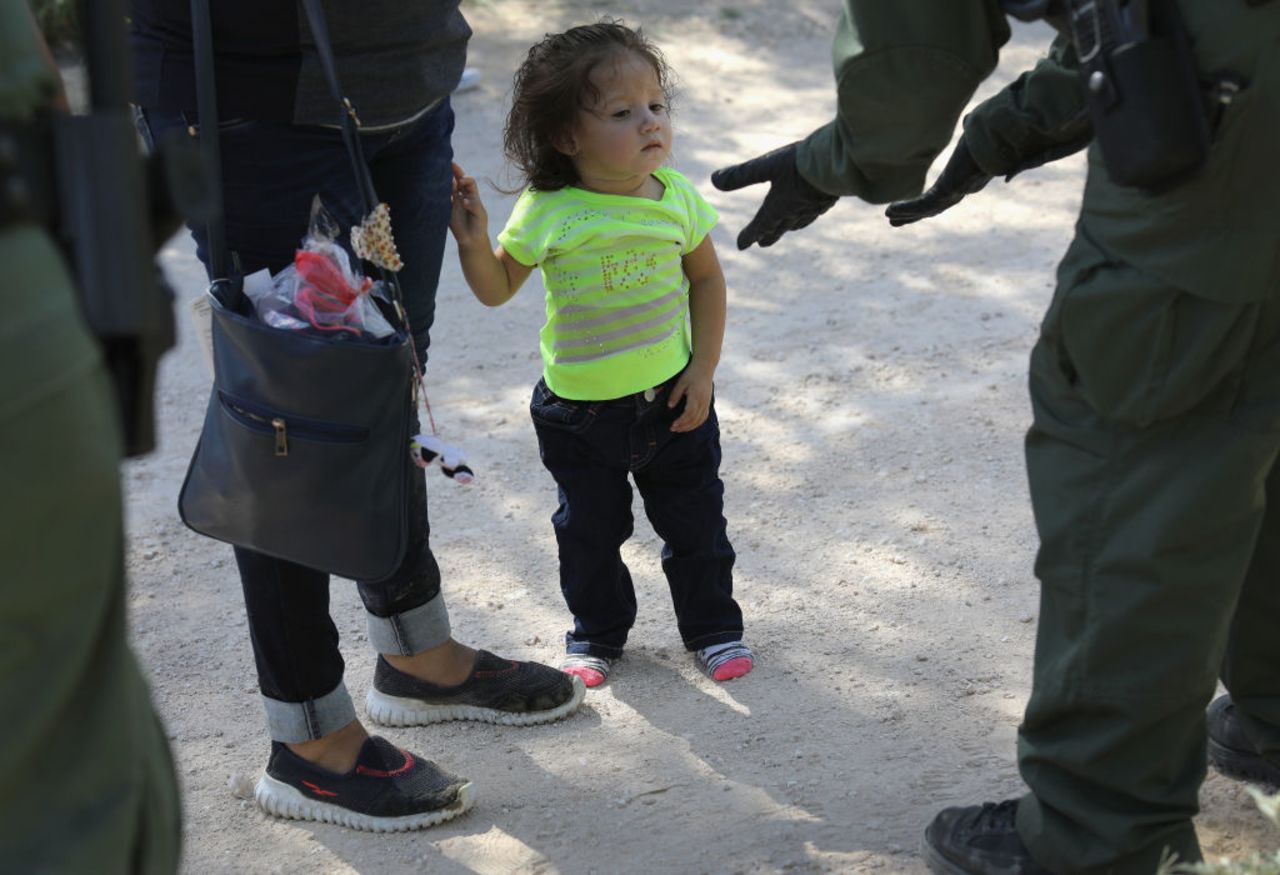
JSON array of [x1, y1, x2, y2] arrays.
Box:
[[190, 0, 228, 283], [298, 0, 380, 216], [189, 0, 407, 318]]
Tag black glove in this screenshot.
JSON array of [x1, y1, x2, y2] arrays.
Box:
[[884, 139, 991, 227], [711, 142, 839, 250]]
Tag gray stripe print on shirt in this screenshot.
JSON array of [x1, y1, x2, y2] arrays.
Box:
[[554, 321, 683, 364], [557, 287, 685, 331], [550, 295, 686, 358]]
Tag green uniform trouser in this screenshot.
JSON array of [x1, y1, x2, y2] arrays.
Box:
[[0, 226, 180, 872], [796, 0, 1280, 870], [1014, 6, 1280, 872]]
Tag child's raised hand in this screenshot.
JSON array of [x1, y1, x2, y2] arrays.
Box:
[[668, 363, 714, 433], [449, 162, 489, 246]]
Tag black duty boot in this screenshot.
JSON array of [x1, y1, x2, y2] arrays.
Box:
[[922, 799, 1053, 874], [1207, 695, 1280, 788]]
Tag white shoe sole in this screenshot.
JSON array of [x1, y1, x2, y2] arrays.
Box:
[[255, 774, 475, 832], [365, 674, 586, 727]]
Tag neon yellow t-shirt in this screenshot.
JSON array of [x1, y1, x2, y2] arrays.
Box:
[[497, 167, 718, 401]]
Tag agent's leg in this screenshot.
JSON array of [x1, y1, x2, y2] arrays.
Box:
[[1, 227, 180, 871], [1014, 237, 1280, 874], [632, 398, 742, 652], [1217, 317, 1280, 771], [1208, 465, 1280, 785], [924, 231, 1280, 875]]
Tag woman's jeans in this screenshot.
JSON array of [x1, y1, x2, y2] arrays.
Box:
[[529, 378, 743, 659], [137, 101, 457, 742]]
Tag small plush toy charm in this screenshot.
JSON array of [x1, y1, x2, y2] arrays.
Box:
[[411, 433, 474, 484]]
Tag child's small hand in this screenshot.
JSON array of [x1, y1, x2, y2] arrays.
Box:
[[449, 162, 489, 246], [669, 364, 714, 432]]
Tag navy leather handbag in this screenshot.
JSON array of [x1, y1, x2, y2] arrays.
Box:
[[178, 0, 417, 580]]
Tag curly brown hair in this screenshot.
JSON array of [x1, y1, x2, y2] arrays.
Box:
[[504, 20, 674, 192]]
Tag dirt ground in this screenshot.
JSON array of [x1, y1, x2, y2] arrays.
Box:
[[119, 1, 1278, 872]]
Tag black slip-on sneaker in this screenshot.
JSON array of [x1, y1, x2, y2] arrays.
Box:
[[365, 650, 586, 727], [255, 736, 473, 832]]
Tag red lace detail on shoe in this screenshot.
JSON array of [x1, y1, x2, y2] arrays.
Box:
[[474, 660, 519, 679], [302, 780, 338, 797], [356, 749, 414, 778]]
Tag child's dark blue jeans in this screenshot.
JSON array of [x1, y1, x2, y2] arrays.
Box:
[[529, 377, 744, 659]]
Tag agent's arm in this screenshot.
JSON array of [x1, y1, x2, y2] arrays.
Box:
[[449, 163, 532, 306], [887, 34, 1091, 226], [0, 1, 68, 116], [713, 0, 1010, 249]]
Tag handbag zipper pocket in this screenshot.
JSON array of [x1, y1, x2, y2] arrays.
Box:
[[218, 391, 369, 457]]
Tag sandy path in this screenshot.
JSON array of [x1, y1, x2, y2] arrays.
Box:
[[121, 3, 1277, 872]]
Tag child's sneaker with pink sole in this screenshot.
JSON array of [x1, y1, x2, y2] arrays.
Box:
[[560, 654, 614, 688], [696, 641, 754, 681]]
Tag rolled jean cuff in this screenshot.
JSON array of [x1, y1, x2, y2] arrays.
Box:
[[366, 590, 451, 656], [261, 680, 358, 743]]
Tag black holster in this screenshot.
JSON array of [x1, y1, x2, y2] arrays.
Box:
[[53, 110, 176, 458], [1069, 0, 1209, 190]]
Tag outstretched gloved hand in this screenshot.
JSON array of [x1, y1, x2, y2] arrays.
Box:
[[884, 139, 992, 227], [711, 142, 839, 250]]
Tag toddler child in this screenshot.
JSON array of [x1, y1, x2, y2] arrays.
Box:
[[448, 20, 752, 687]]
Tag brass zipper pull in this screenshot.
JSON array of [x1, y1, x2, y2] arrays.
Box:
[[272, 417, 288, 456]]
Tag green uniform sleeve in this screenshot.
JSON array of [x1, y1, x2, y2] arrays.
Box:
[[0, 0, 60, 120], [795, 0, 1011, 203], [962, 35, 1091, 179]]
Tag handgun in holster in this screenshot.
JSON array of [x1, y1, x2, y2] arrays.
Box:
[[1066, 0, 1209, 189]]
